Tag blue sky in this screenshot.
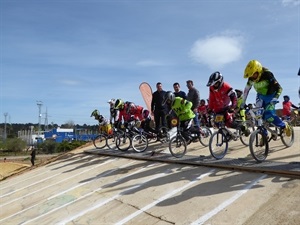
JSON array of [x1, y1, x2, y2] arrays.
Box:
[[1, 0, 299, 126]]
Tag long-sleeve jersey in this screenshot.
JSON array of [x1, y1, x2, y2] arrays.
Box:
[[186, 88, 200, 111], [282, 101, 299, 116], [170, 97, 195, 121], [208, 82, 237, 113], [243, 68, 282, 103]]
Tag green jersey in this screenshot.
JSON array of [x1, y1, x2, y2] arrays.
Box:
[[171, 97, 195, 121]]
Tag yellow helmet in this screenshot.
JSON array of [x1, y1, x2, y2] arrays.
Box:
[[114, 99, 124, 109], [244, 60, 262, 79]]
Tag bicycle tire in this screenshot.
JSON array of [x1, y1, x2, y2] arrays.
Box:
[[106, 134, 118, 149], [249, 129, 269, 163], [116, 133, 131, 151], [93, 134, 107, 149], [169, 135, 187, 158], [158, 126, 170, 143], [280, 124, 295, 147], [239, 123, 255, 146], [132, 134, 148, 152], [199, 126, 212, 147], [209, 130, 228, 160]]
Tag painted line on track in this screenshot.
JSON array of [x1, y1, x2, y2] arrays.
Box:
[[0, 155, 93, 190], [190, 174, 268, 225], [22, 162, 158, 225], [0, 158, 115, 208], [116, 169, 216, 225]]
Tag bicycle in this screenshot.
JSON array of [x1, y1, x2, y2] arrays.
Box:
[[208, 110, 255, 160], [115, 120, 148, 152], [247, 105, 295, 163], [168, 121, 212, 158], [93, 126, 123, 149]]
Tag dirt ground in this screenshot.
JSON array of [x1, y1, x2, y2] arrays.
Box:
[[0, 142, 94, 181]]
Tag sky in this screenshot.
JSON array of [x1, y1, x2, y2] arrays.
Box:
[[1, 0, 300, 126]]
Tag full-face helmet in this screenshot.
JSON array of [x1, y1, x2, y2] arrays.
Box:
[[206, 71, 224, 90], [162, 91, 175, 105], [142, 109, 150, 119], [244, 60, 263, 82], [114, 99, 124, 109]]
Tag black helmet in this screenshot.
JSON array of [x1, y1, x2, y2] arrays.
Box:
[[283, 95, 290, 101], [162, 91, 175, 105], [114, 99, 124, 109], [235, 89, 243, 97], [90, 109, 100, 117], [206, 71, 224, 89]]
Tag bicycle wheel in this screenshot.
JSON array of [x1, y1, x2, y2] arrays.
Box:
[[158, 126, 170, 143], [280, 124, 294, 147], [209, 130, 228, 160], [249, 129, 269, 162], [132, 134, 148, 152], [116, 133, 131, 151], [93, 134, 107, 149], [106, 134, 118, 149], [199, 126, 212, 147], [239, 123, 255, 146], [169, 135, 187, 158]]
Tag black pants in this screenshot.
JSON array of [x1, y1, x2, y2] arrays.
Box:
[[154, 110, 167, 132]]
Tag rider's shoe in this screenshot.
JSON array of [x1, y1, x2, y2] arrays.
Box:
[[283, 122, 292, 137], [243, 128, 251, 137]]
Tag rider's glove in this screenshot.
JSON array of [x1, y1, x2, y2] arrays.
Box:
[[270, 98, 278, 105]]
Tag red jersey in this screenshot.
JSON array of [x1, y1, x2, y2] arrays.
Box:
[[282, 101, 293, 116], [117, 103, 131, 122], [197, 105, 207, 115], [208, 82, 237, 113], [131, 105, 144, 121]]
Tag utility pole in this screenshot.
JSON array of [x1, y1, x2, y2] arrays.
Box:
[[37, 101, 43, 138], [3, 113, 8, 141], [44, 107, 49, 131]]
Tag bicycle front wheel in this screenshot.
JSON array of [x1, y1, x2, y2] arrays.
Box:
[[209, 130, 228, 160], [249, 129, 269, 163], [199, 126, 212, 147], [106, 134, 117, 149], [116, 133, 131, 151], [169, 135, 187, 158], [93, 134, 107, 149], [132, 134, 148, 153]]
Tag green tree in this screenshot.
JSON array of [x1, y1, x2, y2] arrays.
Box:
[[5, 138, 27, 154]]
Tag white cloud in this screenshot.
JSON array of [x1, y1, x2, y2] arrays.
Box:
[[282, 0, 300, 6], [189, 34, 244, 69]]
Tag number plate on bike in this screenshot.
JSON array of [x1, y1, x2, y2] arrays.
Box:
[[215, 114, 224, 122]]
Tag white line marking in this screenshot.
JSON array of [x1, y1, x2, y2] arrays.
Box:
[[0, 155, 94, 191], [116, 169, 215, 225], [59, 170, 170, 225], [17, 162, 155, 225], [0, 159, 115, 207], [190, 174, 267, 225]]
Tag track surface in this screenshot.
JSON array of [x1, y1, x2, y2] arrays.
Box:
[[0, 128, 299, 224]]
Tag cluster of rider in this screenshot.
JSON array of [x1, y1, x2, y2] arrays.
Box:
[[91, 98, 156, 135], [91, 59, 296, 142]]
